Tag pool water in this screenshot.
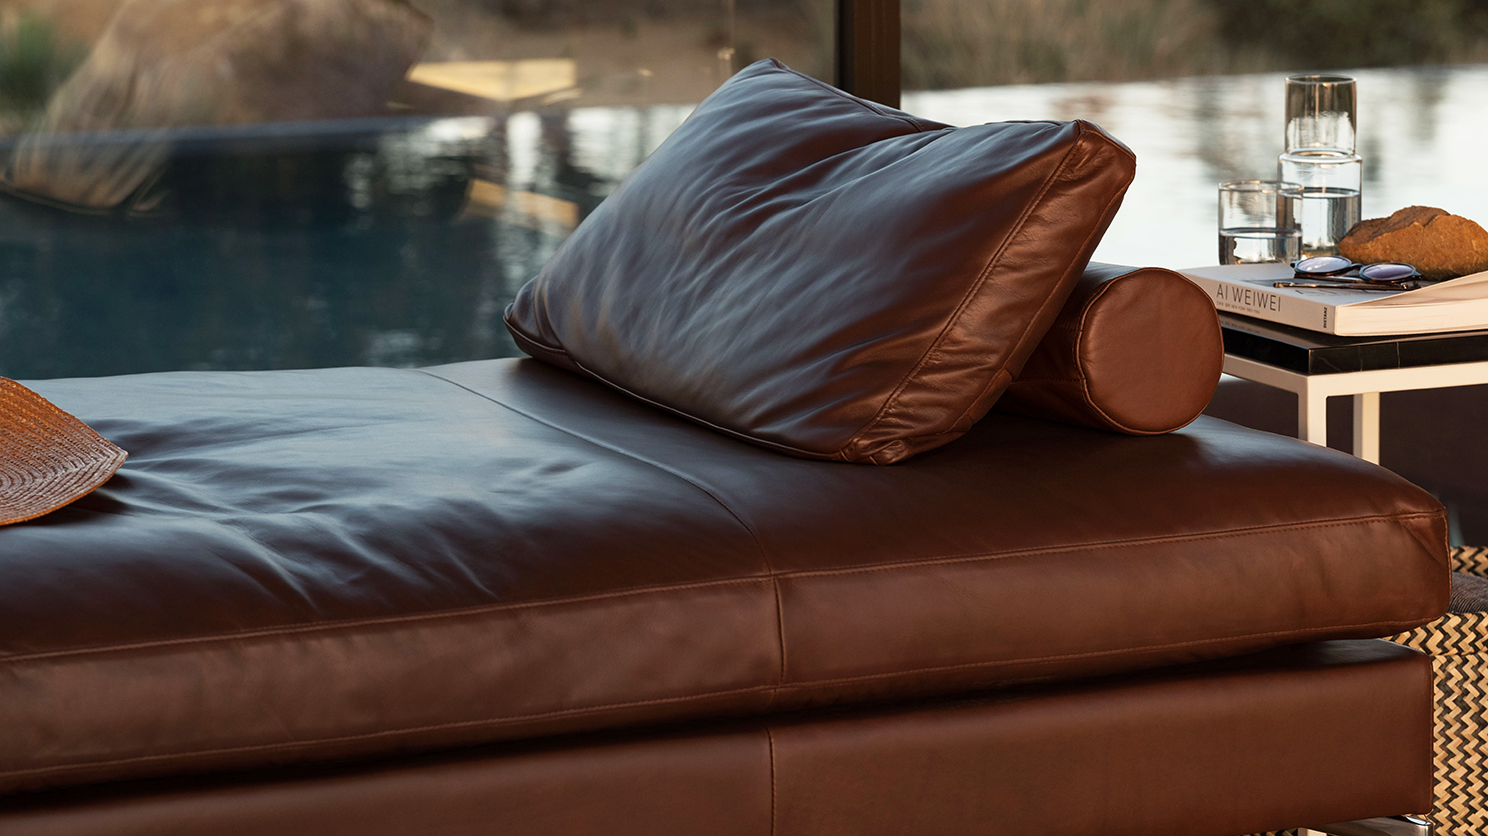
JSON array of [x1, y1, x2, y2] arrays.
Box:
[[2, 66, 1484, 380]]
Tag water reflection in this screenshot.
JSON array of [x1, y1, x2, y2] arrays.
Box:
[[905, 64, 1488, 269], [0, 111, 683, 379], [2, 65, 1485, 380], [4, 0, 432, 212]]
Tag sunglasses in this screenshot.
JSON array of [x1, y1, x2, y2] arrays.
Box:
[[1272, 256, 1426, 291]]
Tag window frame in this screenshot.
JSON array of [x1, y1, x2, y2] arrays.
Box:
[[835, 0, 900, 107]]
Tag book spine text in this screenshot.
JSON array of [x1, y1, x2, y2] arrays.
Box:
[[1185, 274, 1332, 333]]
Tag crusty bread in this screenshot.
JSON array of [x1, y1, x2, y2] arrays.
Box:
[[1339, 205, 1488, 279]]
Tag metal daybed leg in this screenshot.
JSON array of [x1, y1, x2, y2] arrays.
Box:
[[1305, 815, 1433, 836]]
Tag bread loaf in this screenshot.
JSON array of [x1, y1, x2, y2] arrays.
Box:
[[1338, 205, 1488, 279]]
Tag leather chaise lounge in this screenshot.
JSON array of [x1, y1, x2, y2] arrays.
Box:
[[0, 61, 1452, 835], [0, 361, 1450, 836]]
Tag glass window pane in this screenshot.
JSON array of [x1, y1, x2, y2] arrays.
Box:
[[0, 0, 831, 379], [901, 2, 1488, 267]]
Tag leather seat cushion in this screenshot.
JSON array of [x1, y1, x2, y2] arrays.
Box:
[[0, 358, 1448, 793]]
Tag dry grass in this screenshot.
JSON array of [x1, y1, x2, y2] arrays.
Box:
[[410, 0, 832, 105], [903, 0, 1230, 88], [903, 0, 1488, 89], [2, 0, 1487, 117]]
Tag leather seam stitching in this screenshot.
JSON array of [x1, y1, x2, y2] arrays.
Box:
[[0, 575, 772, 663], [415, 369, 776, 570], [769, 581, 789, 704], [1399, 512, 1448, 565], [0, 683, 779, 781], [838, 126, 1089, 456], [0, 616, 1429, 784], [414, 370, 790, 689], [782, 62, 936, 133], [484, 349, 836, 460], [0, 512, 1441, 664], [1020, 176, 1137, 435], [779, 511, 1448, 578], [773, 616, 1434, 689], [948, 368, 1012, 431], [502, 318, 570, 355], [1071, 278, 1123, 429], [766, 727, 778, 836]]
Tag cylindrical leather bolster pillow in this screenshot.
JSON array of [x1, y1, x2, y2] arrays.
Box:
[[994, 263, 1222, 435]]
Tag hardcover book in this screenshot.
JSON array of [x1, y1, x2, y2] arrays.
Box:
[[1180, 263, 1488, 336]]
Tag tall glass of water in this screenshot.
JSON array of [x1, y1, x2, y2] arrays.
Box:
[[1284, 73, 1356, 153], [1219, 180, 1302, 265], [1279, 74, 1361, 256]]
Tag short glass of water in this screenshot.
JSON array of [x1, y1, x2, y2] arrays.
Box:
[[1218, 180, 1302, 265]]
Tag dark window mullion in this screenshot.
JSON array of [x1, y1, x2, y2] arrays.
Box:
[[835, 0, 901, 108]]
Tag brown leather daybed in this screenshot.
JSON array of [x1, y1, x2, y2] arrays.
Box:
[[0, 61, 1449, 836]]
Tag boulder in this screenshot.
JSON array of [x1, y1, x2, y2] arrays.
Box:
[[3, 0, 432, 211], [1338, 205, 1488, 280]]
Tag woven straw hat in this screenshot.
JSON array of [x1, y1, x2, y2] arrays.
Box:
[[1, 378, 127, 525]]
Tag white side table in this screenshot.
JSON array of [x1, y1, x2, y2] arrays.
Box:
[[1218, 315, 1488, 464], [1222, 318, 1485, 836]]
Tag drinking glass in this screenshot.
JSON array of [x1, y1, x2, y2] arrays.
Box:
[[1278, 151, 1362, 257], [1279, 74, 1361, 256], [1284, 74, 1357, 154], [1219, 180, 1302, 265]]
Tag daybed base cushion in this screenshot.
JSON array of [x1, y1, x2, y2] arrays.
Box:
[[0, 359, 1448, 792], [0, 640, 1432, 836]]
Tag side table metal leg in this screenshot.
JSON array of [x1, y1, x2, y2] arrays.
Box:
[[1299, 388, 1329, 447], [1352, 392, 1380, 463], [1307, 814, 1433, 835]]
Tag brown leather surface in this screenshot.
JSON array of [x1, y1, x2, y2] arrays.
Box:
[[1204, 375, 1488, 544], [0, 729, 774, 836], [997, 262, 1224, 434], [0, 640, 1432, 836], [0, 359, 1447, 793], [505, 59, 1136, 464], [773, 640, 1433, 836]]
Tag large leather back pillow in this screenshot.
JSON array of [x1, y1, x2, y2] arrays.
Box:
[[995, 263, 1223, 434], [505, 59, 1136, 464]]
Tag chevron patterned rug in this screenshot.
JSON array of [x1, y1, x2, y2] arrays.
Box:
[[1383, 544, 1488, 836], [1241, 546, 1488, 836]]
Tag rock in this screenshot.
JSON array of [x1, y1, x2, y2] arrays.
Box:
[[1338, 205, 1488, 280], [3, 0, 432, 210]]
